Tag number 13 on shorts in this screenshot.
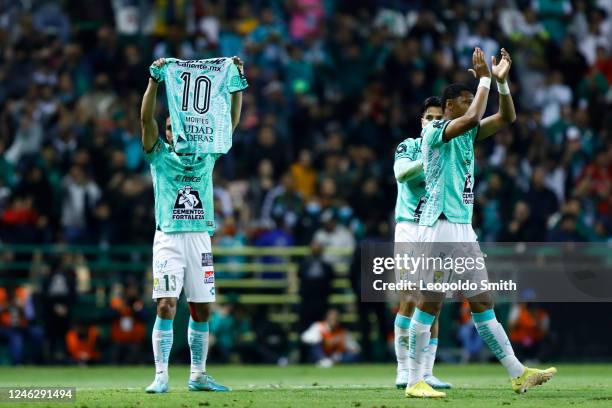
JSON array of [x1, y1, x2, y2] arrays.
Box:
[[153, 273, 179, 295]]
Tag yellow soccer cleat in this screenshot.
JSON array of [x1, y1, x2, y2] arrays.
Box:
[[405, 379, 447, 398], [511, 366, 557, 394]]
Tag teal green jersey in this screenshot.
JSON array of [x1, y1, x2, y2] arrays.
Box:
[[394, 137, 426, 223], [419, 119, 479, 226], [150, 58, 248, 155], [145, 139, 219, 234]]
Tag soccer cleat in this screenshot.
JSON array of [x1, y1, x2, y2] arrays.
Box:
[[424, 374, 452, 389], [511, 366, 557, 394], [188, 374, 231, 392], [145, 376, 169, 393], [405, 379, 446, 398], [395, 369, 408, 389]]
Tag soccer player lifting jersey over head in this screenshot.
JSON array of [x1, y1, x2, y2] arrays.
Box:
[[141, 57, 245, 394]]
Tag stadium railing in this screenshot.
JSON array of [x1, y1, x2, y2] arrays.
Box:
[[0, 244, 357, 346]]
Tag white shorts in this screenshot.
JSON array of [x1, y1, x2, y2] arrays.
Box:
[[416, 219, 479, 242], [152, 230, 216, 303], [394, 222, 420, 283], [414, 220, 488, 298], [394, 221, 420, 242]]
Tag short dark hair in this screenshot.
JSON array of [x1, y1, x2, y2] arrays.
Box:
[[441, 83, 473, 112], [421, 96, 442, 116]]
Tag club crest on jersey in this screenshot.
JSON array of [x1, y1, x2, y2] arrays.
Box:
[[433, 270, 444, 283], [204, 269, 215, 284], [172, 185, 204, 220], [462, 173, 474, 204]]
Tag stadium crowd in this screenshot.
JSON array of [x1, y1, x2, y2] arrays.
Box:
[[0, 0, 611, 364]]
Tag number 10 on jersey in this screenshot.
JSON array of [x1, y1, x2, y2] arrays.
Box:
[[180, 72, 211, 115]]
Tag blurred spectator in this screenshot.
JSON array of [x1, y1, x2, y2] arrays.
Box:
[[0, 142, 17, 190], [525, 167, 559, 231], [298, 241, 334, 331], [41, 259, 76, 362], [288, 0, 325, 41], [534, 71, 572, 127], [548, 214, 587, 242], [0, 194, 47, 244], [65, 322, 101, 364], [247, 159, 276, 221], [313, 209, 355, 265], [500, 201, 543, 242], [109, 282, 147, 364], [254, 218, 295, 280], [301, 309, 360, 367], [4, 105, 42, 165], [213, 217, 247, 280], [209, 304, 242, 363], [0, 286, 44, 365], [61, 165, 101, 244], [509, 302, 550, 363], [261, 172, 304, 228], [290, 149, 317, 199]]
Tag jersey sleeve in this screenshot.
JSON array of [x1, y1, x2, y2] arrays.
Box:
[[394, 139, 418, 162], [422, 119, 450, 148], [226, 60, 249, 93]]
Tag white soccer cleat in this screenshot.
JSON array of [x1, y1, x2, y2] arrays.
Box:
[[424, 374, 452, 389], [395, 369, 409, 389], [146, 374, 169, 394]]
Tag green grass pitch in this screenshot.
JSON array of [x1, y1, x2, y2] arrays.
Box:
[[0, 364, 611, 407]]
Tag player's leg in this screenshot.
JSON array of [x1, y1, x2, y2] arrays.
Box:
[[468, 294, 556, 394], [146, 297, 178, 393], [393, 222, 418, 388], [147, 231, 185, 393], [405, 292, 446, 398], [422, 312, 452, 389], [405, 221, 454, 398], [394, 293, 415, 388], [460, 222, 556, 394], [187, 302, 227, 390], [184, 232, 229, 392]]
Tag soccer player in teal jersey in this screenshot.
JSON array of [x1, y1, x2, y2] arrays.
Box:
[[405, 48, 556, 398], [393, 97, 451, 390], [141, 57, 244, 394]]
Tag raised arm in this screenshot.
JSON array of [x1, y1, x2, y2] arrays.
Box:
[[477, 48, 516, 141], [230, 56, 245, 132], [140, 58, 165, 152], [443, 48, 491, 142]]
